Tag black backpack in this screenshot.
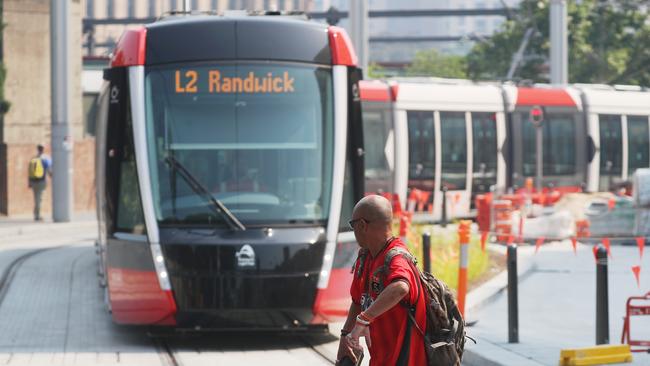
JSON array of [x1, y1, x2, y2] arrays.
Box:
[[354, 247, 467, 366]]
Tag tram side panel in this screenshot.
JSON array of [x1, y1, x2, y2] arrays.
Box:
[[390, 82, 506, 221], [100, 66, 176, 325], [503, 86, 587, 192], [578, 87, 650, 193], [314, 68, 365, 322]]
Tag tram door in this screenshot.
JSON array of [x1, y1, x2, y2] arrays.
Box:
[[511, 108, 586, 189], [406, 111, 437, 219], [597, 115, 624, 191], [405, 110, 471, 220], [470, 112, 499, 206], [626, 116, 650, 181], [439, 111, 471, 219], [362, 102, 394, 195], [597, 114, 650, 191]]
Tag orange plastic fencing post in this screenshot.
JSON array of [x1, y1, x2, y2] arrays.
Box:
[[457, 220, 471, 317]]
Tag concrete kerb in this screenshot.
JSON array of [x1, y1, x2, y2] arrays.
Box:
[[462, 243, 539, 366], [466, 243, 538, 314], [0, 220, 98, 240]]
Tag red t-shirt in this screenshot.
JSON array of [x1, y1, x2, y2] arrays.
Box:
[[350, 238, 427, 366]]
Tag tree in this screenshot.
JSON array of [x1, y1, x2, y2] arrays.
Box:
[[366, 62, 387, 79], [466, 0, 650, 85], [406, 48, 468, 78]]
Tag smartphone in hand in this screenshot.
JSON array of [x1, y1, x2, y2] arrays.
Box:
[[338, 351, 364, 366]]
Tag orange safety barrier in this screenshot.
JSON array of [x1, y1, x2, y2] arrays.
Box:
[[475, 193, 492, 232], [493, 200, 513, 242], [621, 292, 650, 352], [399, 211, 412, 238], [576, 219, 590, 238], [407, 188, 432, 213]]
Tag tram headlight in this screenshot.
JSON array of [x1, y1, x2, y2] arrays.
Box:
[[150, 243, 172, 291]]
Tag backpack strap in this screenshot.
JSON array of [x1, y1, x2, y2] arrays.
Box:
[[352, 248, 369, 279]]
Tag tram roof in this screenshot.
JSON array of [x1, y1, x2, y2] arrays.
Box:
[[111, 14, 354, 67], [576, 84, 650, 115], [387, 78, 504, 112]]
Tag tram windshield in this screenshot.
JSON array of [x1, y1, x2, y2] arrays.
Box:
[[144, 63, 334, 227]]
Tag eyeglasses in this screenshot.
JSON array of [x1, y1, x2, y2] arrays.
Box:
[[348, 218, 370, 230]]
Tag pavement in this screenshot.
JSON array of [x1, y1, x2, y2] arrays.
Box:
[[0, 217, 338, 365], [463, 240, 650, 366]]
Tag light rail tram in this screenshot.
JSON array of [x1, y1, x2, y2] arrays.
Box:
[[95, 12, 364, 328]]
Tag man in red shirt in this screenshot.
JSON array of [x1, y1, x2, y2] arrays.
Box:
[[336, 195, 427, 365]]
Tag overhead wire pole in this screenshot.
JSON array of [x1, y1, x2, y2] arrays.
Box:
[[349, 0, 369, 73], [51, 0, 73, 222], [506, 27, 534, 80], [550, 0, 568, 85]]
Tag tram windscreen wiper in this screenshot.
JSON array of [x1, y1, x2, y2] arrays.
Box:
[[164, 155, 246, 231]]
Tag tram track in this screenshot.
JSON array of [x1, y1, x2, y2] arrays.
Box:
[[150, 331, 337, 366], [153, 338, 180, 366], [0, 247, 63, 307]]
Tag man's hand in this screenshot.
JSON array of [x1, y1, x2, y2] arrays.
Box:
[[348, 322, 371, 350], [336, 335, 359, 364]]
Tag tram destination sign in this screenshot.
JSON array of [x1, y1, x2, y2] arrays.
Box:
[[175, 70, 296, 94]]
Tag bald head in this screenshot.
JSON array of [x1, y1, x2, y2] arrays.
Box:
[[353, 195, 393, 224]]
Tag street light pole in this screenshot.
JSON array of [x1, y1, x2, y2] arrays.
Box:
[[51, 0, 73, 222]]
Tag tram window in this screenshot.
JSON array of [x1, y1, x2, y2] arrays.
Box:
[[407, 111, 435, 185], [144, 63, 334, 225], [339, 162, 354, 232], [362, 103, 392, 194], [83, 93, 99, 136], [627, 116, 649, 174], [440, 111, 467, 190], [599, 114, 623, 190], [471, 112, 497, 193], [521, 115, 536, 177], [115, 111, 146, 234], [521, 113, 576, 177], [543, 115, 576, 175]]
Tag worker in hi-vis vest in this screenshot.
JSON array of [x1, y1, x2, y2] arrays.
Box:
[[27, 145, 51, 221]]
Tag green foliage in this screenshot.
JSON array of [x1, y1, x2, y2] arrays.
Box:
[[466, 0, 650, 85], [396, 223, 491, 292], [366, 62, 387, 79], [406, 48, 468, 79]]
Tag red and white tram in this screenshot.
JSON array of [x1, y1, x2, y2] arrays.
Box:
[[359, 79, 650, 219], [95, 13, 364, 328]]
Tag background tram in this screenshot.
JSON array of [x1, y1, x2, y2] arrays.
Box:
[[95, 13, 364, 328], [359, 78, 650, 220]]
